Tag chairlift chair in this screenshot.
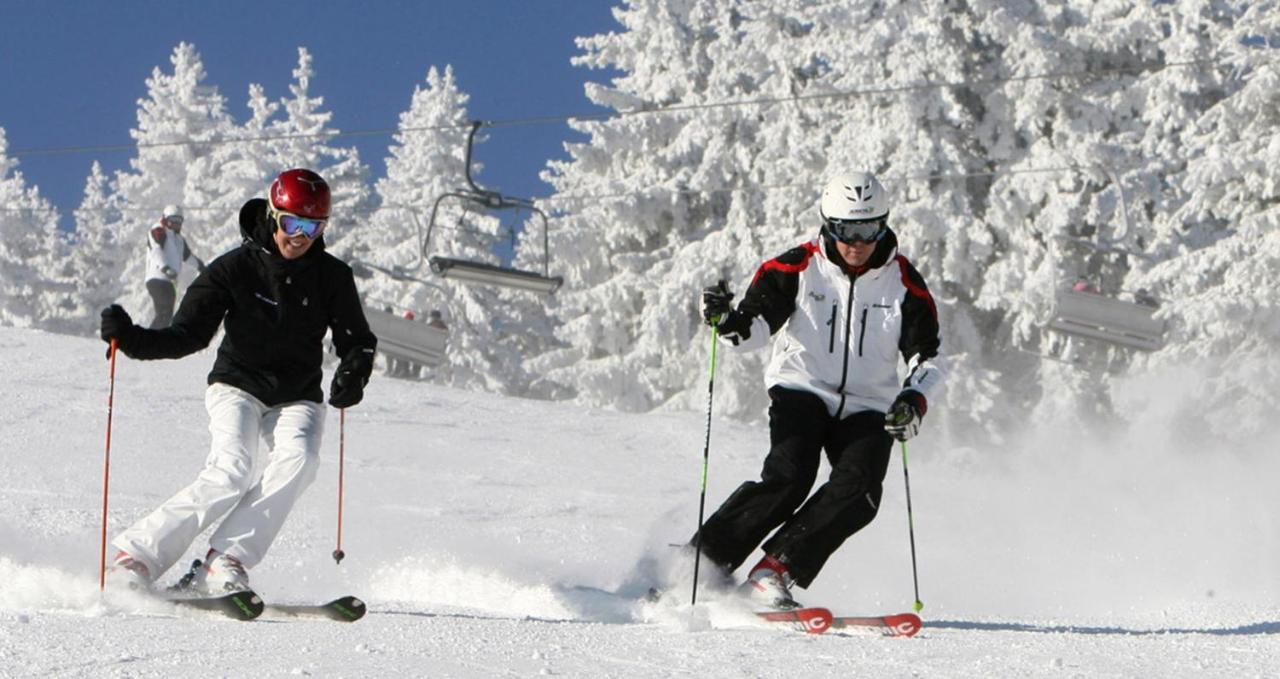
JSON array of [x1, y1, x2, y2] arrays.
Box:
[[361, 304, 448, 368], [421, 120, 563, 294], [348, 256, 451, 368], [1046, 287, 1165, 352], [1045, 200, 1165, 352]]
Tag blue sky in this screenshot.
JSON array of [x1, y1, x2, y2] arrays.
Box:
[[0, 1, 620, 230]]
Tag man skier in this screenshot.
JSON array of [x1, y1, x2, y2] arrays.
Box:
[[693, 171, 945, 609], [99, 169, 377, 594], [145, 204, 206, 328]]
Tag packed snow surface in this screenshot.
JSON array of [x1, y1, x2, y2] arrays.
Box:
[[0, 327, 1276, 677]]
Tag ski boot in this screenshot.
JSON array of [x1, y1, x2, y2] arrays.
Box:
[[741, 555, 800, 610]]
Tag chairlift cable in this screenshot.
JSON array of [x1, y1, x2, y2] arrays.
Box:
[[7, 145, 1269, 213], [7, 55, 1261, 160]]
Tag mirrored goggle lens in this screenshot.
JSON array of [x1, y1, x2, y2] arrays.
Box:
[[164, 216, 184, 226], [279, 214, 325, 239], [825, 217, 885, 243]]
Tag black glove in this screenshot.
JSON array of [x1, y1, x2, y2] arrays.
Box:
[[885, 390, 927, 441], [100, 304, 138, 358], [329, 349, 374, 408], [702, 280, 734, 326], [702, 280, 753, 345]]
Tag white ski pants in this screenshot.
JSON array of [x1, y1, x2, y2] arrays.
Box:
[[113, 383, 325, 579]]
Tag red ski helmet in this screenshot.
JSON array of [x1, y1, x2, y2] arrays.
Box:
[[269, 169, 331, 220]]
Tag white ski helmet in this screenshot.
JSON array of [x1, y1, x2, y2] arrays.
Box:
[[819, 172, 888, 223], [162, 204, 184, 221]]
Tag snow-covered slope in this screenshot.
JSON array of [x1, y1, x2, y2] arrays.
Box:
[[0, 326, 1275, 677]]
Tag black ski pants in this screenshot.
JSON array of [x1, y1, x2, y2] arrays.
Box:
[[695, 386, 893, 588], [147, 278, 176, 329]]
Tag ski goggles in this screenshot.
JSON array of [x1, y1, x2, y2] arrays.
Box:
[[823, 215, 887, 244], [269, 204, 326, 240]]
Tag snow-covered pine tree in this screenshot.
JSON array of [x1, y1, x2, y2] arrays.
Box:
[[263, 47, 371, 256], [1129, 11, 1280, 445], [366, 65, 534, 392], [111, 42, 236, 323], [799, 0, 1014, 442], [63, 162, 130, 334], [540, 0, 841, 416], [0, 127, 68, 330], [539, 0, 1271, 447], [178, 83, 283, 259], [184, 47, 373, 261], [177, 47, 374, 263]]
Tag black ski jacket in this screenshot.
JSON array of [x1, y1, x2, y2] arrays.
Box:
[[117, 199, 377, 406]]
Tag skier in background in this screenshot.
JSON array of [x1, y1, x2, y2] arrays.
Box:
[[145, 204, 206, 328], [400, 310, 423, 379], [99, 169, 377, 594], [692, 171, 946, 609]]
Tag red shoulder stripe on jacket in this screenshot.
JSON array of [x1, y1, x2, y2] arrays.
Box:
[[895, 255, 937, 321], [751, 241, 819, 286]]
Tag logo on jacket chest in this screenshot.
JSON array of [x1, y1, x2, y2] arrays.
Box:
[[254, 291, 310, 308], [808, 291, 826, 302]]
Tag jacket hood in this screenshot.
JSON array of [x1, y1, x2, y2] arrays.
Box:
[[239, 198, 327, 258]]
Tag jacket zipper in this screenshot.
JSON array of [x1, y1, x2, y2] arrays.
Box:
[[834, 276, 857, 417], [827, 303, 837, 353], [858, 308, 869, 356]]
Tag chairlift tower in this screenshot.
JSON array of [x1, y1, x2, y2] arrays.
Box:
[[422, 120, 563, 294]]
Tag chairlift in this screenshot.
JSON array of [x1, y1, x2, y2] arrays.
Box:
[[1046, 286, 1165, 352], [348, 257, 450, 368], [421, 120, 563, 294], [361, 304, 448, 369], [1043, 188, 1166, 352]]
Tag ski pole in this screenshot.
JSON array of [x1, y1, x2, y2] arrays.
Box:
[[98, 339, 118, 591], [691, 324, 720, 606], [333, 408, 347, 565], [900, 440, 923, 612]]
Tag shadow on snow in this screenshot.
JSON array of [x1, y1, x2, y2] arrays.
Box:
[[928, 619, 1280, 636]]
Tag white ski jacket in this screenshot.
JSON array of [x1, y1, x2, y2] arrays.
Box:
[[719, 231, 945, 419], [145, 225, 202, 283]]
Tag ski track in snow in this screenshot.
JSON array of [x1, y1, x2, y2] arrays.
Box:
[[0, 327, 1277, 677]]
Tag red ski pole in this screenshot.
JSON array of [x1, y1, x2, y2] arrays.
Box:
[[99, 339, 118, 591], [333, 408, 346, 564]]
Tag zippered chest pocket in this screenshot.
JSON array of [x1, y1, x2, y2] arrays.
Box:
[[857, 301, 901, 359]]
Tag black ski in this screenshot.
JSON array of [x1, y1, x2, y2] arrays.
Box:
[[264, 595, 366, 622], [164, 590, 264, 621]]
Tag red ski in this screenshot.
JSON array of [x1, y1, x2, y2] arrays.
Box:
[[829, 612, 922, 637], [756, 607, 834, 634]]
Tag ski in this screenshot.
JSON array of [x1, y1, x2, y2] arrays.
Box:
[[163, 590, 264, 621], [264, 595, 367, 622], [829, 612, 922, 637], [756, 606, 834, 634]]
